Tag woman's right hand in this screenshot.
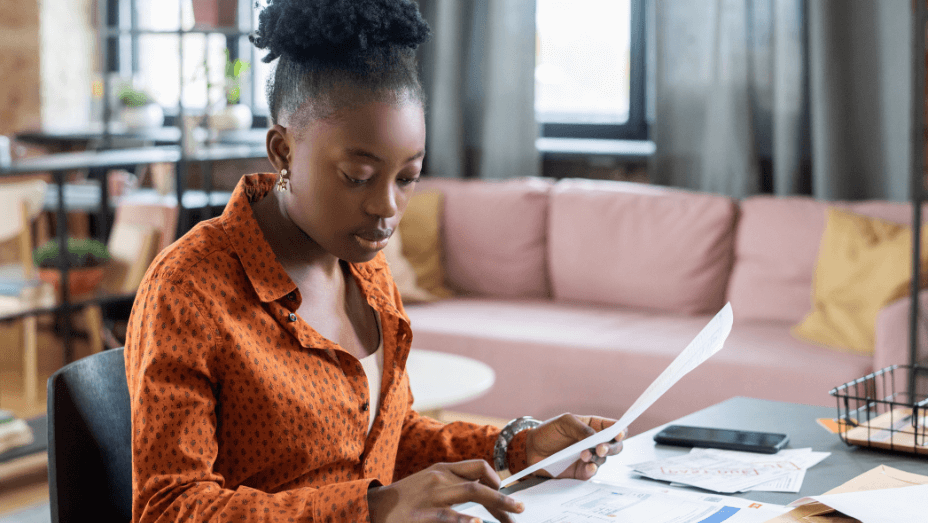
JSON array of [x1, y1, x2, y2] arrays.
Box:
[[367, 460, 525, 523]]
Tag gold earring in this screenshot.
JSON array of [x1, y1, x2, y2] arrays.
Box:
[[276, 168, 289, 192]]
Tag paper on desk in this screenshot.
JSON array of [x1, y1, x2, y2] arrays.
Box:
[[502, 303, 734, 487], [789, 484, 928, 523], [689, 448, 830, 493], [768, 465, 928, 523], [459, 477, 788, 523]]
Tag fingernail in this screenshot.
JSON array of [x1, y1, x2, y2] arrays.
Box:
[[471, 518, 481, 523], [514, 501, 525, 512]]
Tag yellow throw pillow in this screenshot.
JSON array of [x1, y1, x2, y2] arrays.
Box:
[[382, 227, 442, 303], [397, 190, 453, 299], [794, 208, 928, 354]]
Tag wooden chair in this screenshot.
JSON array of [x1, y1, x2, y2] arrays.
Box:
[[0, 179, 48, 405]]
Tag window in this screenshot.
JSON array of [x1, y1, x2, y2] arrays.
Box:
[[106, 0, 264, 120], [535, 0, 647, 140]]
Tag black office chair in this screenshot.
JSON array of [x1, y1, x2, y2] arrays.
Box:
[[47, 347, 132, 523]]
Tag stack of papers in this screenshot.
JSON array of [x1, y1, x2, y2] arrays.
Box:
[[630, 447, 830, 494], [457, 477, 789, 523]]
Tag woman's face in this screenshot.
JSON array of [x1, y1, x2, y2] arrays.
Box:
[[278, 98, 426, 264]]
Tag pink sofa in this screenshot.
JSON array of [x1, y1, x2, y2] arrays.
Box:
[[403, 176, 925, 435]]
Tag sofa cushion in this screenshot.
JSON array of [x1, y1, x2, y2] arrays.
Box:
[[794, 208, 927, 354], [548, 179, 737, 315], [416, 176, 552, 298], [397, 190, 453, 299], [727, 197, 916, 323], [405, 298, 872, 434]]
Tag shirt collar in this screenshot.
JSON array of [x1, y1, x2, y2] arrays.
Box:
[[220, 173, 390, 307]]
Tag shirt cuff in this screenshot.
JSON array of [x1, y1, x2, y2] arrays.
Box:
[[312, 478, 377, 523], [505, 429, 532, 474]]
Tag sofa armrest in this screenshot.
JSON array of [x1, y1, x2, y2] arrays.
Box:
[[874, 290, 928, 371]]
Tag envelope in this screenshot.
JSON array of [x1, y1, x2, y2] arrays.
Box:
[[765, 465, 928, 523]]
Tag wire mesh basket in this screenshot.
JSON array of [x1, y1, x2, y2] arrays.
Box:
[[829, 364, 928, 455]]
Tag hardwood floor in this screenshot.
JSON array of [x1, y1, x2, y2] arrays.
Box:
[[0, 319, 100, 518]]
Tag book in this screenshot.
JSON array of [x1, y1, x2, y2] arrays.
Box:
[[0, 418, 34, 455]]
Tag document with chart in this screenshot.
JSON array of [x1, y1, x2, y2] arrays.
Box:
[[459, 477, 788, 523], [502, 303, 735, 487]]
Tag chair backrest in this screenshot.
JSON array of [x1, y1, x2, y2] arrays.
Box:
[[0, 179, 47, 277], [0, 179, 46, 243], [47, 347, 132, 523], [111, 202, 179, 253]]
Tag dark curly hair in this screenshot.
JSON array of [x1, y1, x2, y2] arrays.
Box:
[[250, 0, 431, 128]]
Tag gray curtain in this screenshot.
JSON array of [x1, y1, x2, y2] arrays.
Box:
[[651, 0, 913, 202], [417, 0, 539, 180]]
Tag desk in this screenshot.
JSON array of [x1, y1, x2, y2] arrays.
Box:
[[406, 349, 496, 418], [605, 396, 928, 506]]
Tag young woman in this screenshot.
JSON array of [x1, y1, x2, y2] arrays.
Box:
[[124, 1, 623, 522]]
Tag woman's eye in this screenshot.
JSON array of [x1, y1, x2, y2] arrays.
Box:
[[343, 172, 368, 185], [398, 176, 420, 187]]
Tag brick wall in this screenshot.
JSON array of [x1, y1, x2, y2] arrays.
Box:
[[0, 0, 42, 136]]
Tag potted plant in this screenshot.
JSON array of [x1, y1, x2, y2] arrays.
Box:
[[33, 238, 111, 297], [117, 84, 164, 129], [208, 49, 252, 131]]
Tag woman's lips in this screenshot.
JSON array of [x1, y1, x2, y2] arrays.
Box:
[[354, 230, 392, 251]]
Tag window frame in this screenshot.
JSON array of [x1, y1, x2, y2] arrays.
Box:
[[105, 0, 270, 126], [537, 0, 648, 141]]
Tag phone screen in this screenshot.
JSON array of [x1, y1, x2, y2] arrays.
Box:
[[653, 425, 789, 454]]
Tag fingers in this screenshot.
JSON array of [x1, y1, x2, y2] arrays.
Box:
[[442, 460, 501, 490], [433, 481, 524, 519], [557, 413, 597, 442]]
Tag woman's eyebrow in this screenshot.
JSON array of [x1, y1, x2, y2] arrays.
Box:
[[345, 148, 425, 163]]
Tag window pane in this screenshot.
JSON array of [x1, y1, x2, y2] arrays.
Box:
[[535, 0, 631, 124], [137, 33, 227, 109], [136, 0, 191, 31], [252, 0, 271, 113]]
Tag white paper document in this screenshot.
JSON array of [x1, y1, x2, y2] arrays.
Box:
[[632, 448, 830, 494], [502, 303, 734, 487], [459, 477, 788, 523], [789, 483, 928, 523]]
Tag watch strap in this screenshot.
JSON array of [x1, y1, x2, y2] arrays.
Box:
[[493, 416, 541, 472]]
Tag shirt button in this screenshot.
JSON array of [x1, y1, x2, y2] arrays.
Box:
[[361, 401, 369, 412], [287, 292, 296, 301], [288, 313, 297, 322]]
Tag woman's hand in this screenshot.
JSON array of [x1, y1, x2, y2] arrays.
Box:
[[367, 460, 524, 523], [525, 414, 625, 480]]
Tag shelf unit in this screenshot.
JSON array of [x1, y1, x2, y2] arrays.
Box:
[[95, 0, 260, 232]]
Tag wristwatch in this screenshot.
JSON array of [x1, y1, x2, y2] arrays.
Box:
[[493, 416, 541, 472]]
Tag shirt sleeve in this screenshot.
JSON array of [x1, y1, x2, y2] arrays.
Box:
[[125, 272, 376, 523], [390, 377, 502, 481]]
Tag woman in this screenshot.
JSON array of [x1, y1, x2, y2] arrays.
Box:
[[124, 1, 623, 522]]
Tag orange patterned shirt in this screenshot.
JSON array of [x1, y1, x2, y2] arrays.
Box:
[[124, 173, 524, 523]]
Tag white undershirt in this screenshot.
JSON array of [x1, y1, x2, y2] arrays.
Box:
[[358, 311, 384, 433]]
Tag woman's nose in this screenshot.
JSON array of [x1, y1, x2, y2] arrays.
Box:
[[365, 181, 398, 219]]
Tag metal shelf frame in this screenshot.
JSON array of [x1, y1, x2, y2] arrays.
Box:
[[910, 1, 928, 397]]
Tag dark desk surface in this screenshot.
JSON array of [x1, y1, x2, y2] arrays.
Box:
[[607, 396, 928, 505]]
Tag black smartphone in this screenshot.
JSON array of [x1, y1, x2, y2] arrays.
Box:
[[653, 425, 789, 454]]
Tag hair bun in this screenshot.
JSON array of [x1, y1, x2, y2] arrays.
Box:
[[251, 0, 431, 69]]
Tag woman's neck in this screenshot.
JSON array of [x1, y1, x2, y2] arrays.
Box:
[[250, 190, 340, 280]]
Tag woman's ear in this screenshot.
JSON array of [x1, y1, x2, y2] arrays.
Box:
[[266, 124, 291, 171]]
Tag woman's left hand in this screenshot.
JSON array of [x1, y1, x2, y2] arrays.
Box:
[[525, 414, 625, 480]]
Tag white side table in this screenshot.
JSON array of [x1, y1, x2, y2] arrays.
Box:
[[406, 349, 496, 419]]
